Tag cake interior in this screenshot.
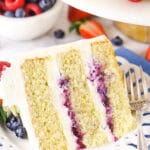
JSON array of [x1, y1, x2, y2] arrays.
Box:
[[58, 49, 108, 148], [13, 37, 136, 150]]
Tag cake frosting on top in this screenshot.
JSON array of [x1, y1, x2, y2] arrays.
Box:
[[1, 36, 136, 150]]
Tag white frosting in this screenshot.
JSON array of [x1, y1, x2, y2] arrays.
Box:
[[46, 54, 76, 150], [1, 60, 40, 150], [0, 35, 111, 150]]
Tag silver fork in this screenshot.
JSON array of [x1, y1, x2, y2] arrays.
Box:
[[124, 66, 149, 150]]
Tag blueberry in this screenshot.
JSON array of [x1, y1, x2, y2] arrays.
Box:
[[6, 114, 22, 131], [15, 126, 27, 139], [39, 0, 56, 11], [111, 36, 123, 46], [4, 11, 15, 17], [26, 0, 38, 3], [50, 0, 56, 5], [15, 8, 26, 18], [54, 29, 65, 39]]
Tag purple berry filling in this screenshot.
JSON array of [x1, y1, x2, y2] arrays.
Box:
[[59, 78, 86, 149], [89, 60, 117, 141]]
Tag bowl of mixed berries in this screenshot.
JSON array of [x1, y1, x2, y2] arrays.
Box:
[[0, 0, 62, 40]]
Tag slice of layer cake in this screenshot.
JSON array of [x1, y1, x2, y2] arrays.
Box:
[[1, 36, 136, 150]]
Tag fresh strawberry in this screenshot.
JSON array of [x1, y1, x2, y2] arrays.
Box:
[[69, 20, 106, 39], [0, 99, 3, 105], [68, 6, 92, 23], [79, 20, 106, 38], [145, 46, 150, 61], [0, 61, 11, 77], [128, 0, 142, 2]]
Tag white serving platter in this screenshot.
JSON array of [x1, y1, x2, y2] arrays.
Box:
[[62, 0, 150, 26]]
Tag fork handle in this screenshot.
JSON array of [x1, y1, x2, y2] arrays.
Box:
[[136, 111, 147, 150], [137, 125, 147, 150]]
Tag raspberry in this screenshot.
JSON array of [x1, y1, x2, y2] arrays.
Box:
[[5, 0, 25, 11], [0, 1, 5, 13], [25, 3, 42, 16]]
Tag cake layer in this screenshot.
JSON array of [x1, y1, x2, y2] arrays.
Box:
[[58, 49, 108, 148], [21, 57, 68, 150], [91, 40, 136, 138], [114, 21, 150, 43]]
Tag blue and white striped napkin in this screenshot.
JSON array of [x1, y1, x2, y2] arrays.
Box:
[[115, 47, 150, 76], [116, 47, 150, 150]]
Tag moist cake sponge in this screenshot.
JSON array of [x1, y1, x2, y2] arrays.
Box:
[[91, 40, 136, 138], [21, 57, 68, 150], [58, 49, 108, 147], [1, 36, 136, 150]]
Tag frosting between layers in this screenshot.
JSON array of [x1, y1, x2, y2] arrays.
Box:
[[59, 76, 86, 149], [91, 40, 136, 138], [58, 48, 110, 147], [46, 58, 77, 150], [88, 59, 116, 141], [79, 44, 114, 143]]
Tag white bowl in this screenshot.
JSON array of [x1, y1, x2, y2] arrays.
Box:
[[0, 0, 63, 41]]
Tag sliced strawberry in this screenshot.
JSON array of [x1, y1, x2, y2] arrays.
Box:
[[0, 99, 3, 105], [128, 0, 142, 2], [0, 61, 11, 77], [79, 20, 106, 38], [69, 20, 106, 39], [145, 46, 150, 61], [68, 6, 92, 23]]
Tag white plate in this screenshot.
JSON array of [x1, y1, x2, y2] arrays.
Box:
[[62, 0, 150, 26], [0, 56, 150, 150]]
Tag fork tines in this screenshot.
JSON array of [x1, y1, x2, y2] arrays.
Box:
[[124, 66, 148, 110]]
